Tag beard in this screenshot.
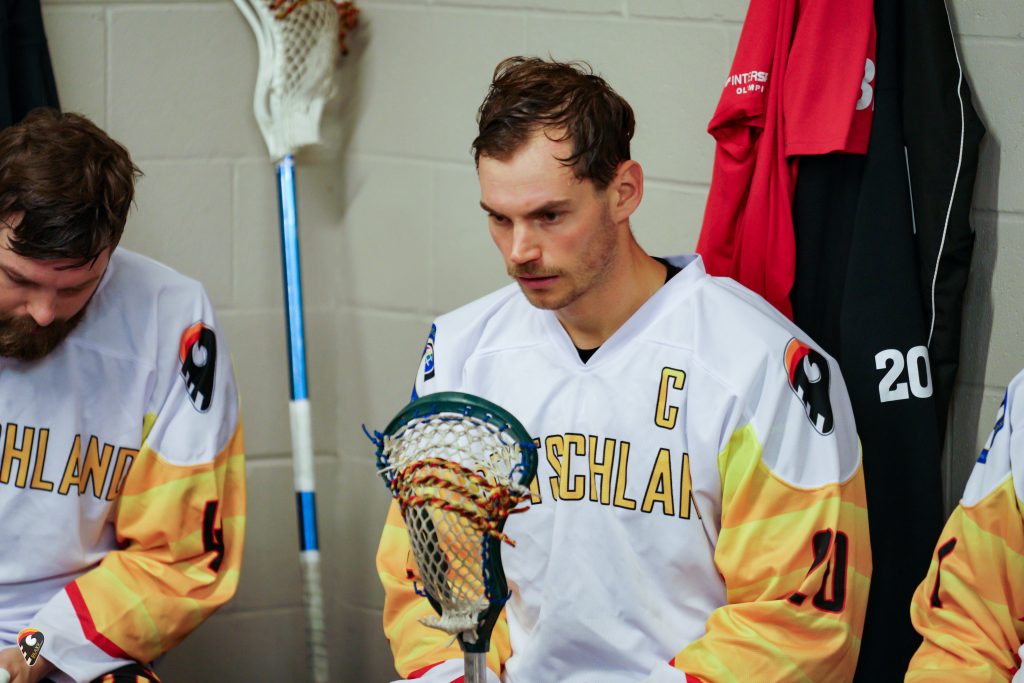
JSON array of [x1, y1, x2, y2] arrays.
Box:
[[0, 308, 87, 361]]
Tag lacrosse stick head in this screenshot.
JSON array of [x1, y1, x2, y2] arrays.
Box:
[[233, 0, 341, 159], [371, 391, 537, 653]]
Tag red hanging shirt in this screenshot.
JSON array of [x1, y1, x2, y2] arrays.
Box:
[[697, 0, 876, 319]]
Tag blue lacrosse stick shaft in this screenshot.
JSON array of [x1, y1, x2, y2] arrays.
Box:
[[276, 154, 328, 682], [277, 155, 309, 403]]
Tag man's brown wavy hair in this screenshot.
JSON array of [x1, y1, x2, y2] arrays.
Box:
[[0, 108, 141, 264], [472, 57, 635, 189]]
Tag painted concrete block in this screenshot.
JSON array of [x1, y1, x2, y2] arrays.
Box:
[[233, 159, 344, 310], [342, 156, 434, 311], [437, 0, 622, 14], [336, 309, 432, 453], [41, 6, 106, 126], [630, 0, 747, 22], [959, 37, 1024, 213], [155, 607, 308, 681], [108, 5, 264, 159], [119, 160, 234, 307], [632, 181, 708, 256], [525, 16, 731, 185], [217, 309, 338, 457], [350, 6, 526, 161], [957, 213, 1024, 388], [951, 0, 1024, 39]]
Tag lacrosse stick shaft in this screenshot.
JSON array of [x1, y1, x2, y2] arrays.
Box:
[[464, 652, 488, 683], [277, 154, 329, 683]]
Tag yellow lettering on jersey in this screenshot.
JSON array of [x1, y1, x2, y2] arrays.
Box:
[[560, 433, 586, 501], [613, 440, 637, 510], [589, 435, 613, 505], [2, 423, 33, 488], [528, 473, 542, 504], [679, 451, 694, 519], [642, 448, 674, 516], [655, 368, 686, 430], [106, 447, 137, 501], [30, 428, 54, 492], [545, 434, 564, 501], [528, 438, 542, 503], [58, 435, 82, 496], [80, 436, 114, 498]]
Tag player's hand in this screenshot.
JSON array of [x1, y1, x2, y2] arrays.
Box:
[[0, 649, 54, 683]]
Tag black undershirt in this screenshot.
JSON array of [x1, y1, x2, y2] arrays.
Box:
[[575, 257, 681, 363]]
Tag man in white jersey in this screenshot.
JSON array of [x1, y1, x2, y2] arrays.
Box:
[[377, 57, 872, 682], [907, 369, 1024, 680], [0, 109, 245, 683]]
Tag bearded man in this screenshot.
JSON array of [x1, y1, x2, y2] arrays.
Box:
[[0, 109, 245, 683]]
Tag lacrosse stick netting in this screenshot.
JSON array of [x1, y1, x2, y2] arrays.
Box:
[[371, 392, 538, 683], [233, 0, 341, 160]]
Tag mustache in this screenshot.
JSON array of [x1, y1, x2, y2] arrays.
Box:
[[509, 264, 562, 278], [0, 308, 87, 361]]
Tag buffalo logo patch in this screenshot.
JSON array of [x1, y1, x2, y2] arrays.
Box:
[[784, 338, 834, 435], [18, 628, 43, 666], [179, 322, 217, 412]]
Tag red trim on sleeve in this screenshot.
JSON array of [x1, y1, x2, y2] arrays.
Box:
[[668, 657, 704, 682], [408, 662, 444, 679], [64, 582, 133, 660]]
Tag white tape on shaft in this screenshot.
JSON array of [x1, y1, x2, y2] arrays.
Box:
[[289, 399, 315, 491], [0, 668, 10, 683]]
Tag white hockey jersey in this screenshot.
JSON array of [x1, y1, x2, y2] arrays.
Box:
[[0, 249, 245, 683], [908, 369, 1024, 681], [378, 255, 871, 683]]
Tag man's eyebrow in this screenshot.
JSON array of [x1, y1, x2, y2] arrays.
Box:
[[1, 264, 32, 283], [1, 264, 102, 289], [479, 199, 572, 217], [525, 200, 572, 218]]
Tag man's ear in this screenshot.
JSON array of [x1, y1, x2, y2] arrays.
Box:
[[608, 160, 643, 223]]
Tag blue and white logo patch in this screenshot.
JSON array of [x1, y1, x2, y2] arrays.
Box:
[[978, 391, 1008, 464], [423, 324, 436, 381]]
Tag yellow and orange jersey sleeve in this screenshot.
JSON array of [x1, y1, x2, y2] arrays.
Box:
[[673, 426, 871, 682], [64, 417, 246, 664], [378, 499, 511, 680], [673, 345, 871, 682], [30, 295, 247, 679], [908, 374, 1024, 682]]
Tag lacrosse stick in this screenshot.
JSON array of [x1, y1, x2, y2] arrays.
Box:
[[369, 392, 538, 683], [232, 2, 357, 680]]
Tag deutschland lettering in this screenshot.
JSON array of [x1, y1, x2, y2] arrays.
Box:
[[0, 422, 136, 500], [535, 433, 696, 520]]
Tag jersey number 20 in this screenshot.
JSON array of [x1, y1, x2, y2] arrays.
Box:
[[788, 529, 849, 613]]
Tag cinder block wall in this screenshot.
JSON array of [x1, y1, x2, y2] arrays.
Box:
[[36, 0, 1023, 680]]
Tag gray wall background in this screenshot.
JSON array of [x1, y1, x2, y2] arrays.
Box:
[[35, 0, 1024, 680]]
